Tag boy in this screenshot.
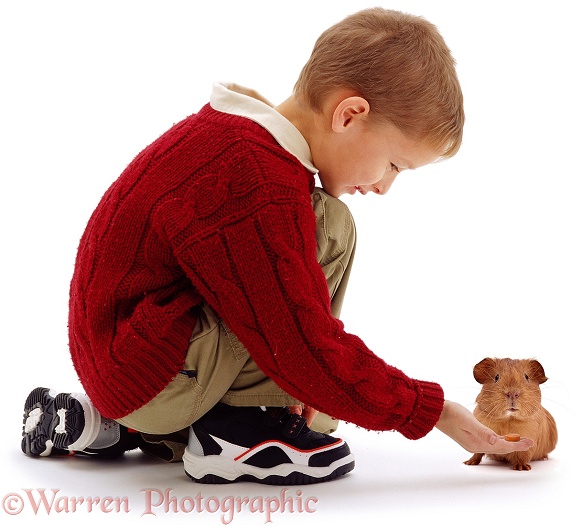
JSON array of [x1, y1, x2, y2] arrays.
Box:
[[21, 8, 533, 484]]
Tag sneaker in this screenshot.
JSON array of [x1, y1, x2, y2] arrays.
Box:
[[183, 403, 355, 485], [22, 387, 100, 457], [21, 387, 138, 458]]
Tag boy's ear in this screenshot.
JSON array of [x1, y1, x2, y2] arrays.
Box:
[[331, 96, 370, 132]]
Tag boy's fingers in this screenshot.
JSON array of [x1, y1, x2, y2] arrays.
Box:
[[302, 406, 318, 426], [484, 435, 534, 454], [288, 404, 302, 415], [474, 424, 497, 445], [287, 404, 318, 426], [468, 420, 534, 454], [501, 436, 534, 452]]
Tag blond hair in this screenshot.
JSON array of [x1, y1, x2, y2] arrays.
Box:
[[294, 8, 464, 158]]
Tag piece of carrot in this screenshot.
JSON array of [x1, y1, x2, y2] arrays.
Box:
[[504, 433, 521, 442]]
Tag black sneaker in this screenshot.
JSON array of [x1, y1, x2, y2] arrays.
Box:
[[183, 403, 355, 485]]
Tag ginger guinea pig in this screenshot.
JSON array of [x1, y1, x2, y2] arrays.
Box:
[[464, 357, 557, 471]]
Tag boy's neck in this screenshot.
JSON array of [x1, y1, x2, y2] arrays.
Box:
[[275, 96, 319, 148], [275, 89, 362, 151]]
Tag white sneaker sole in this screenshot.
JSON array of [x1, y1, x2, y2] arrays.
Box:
[[65, 392, 101, 451], [183, 447, 355, 485]]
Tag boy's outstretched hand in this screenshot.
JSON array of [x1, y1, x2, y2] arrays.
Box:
[[435, 400, 534, 454]]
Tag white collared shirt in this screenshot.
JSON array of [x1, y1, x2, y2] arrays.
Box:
[[210, 82, 318, 174]]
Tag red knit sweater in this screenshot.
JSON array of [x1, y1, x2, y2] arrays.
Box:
[[68, 103, 444, 438]]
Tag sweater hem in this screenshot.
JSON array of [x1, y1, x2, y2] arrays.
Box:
[[397, 380, 444, 440]]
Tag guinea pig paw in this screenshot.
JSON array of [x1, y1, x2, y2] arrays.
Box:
[[511, 462, 532, 471], [463, 453, 483, 466]]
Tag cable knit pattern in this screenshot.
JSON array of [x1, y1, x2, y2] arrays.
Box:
[[68, 104, 444, 437]]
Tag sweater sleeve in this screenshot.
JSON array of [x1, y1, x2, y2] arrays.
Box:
[[157, 149, 444, 438]]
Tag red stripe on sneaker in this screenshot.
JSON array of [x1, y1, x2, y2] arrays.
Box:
[[233, 438, 343, 461]]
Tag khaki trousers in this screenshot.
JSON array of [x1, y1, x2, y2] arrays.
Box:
[[116, 189, 356, 459]]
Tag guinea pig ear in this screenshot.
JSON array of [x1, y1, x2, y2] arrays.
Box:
[[528, 360, 548, 384], [473, 358, 497, 384]]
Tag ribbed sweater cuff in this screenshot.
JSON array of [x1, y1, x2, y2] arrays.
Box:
[[397, 380, 445, 440]]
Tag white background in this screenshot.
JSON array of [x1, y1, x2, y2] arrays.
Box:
[[1, 1, 580, 525]]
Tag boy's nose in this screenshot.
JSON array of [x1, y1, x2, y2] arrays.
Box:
[[371, 179, 395, 195], [358, 171, 398, 195], [359, 183, 390, 195], [375, 172, 399, 195]]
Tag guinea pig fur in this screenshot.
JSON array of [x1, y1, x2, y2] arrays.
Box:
[[464, 357, 557, 471]]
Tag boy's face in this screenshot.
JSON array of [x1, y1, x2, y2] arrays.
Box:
[[313, 116, 440, 198]]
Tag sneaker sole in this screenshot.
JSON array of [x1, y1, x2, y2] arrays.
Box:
[[57, 392, 100, 451], [183, 447, 355, 485], [22, 387, 58, 456], [21, 388, 99, 456]]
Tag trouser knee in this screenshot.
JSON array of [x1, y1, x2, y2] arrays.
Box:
[[311, 188, 356, 318]]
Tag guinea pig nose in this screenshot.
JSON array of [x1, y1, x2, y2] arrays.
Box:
[[505, 391, 519, 399]]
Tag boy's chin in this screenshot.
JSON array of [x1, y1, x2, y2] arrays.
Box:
[[320, 185, 352, 198]]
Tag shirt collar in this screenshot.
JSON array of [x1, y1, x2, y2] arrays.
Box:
[[209, 82, 318, 174]]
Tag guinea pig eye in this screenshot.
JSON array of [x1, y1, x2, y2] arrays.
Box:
[[525, 374, 529, 382], [494, 374, 499, 383]]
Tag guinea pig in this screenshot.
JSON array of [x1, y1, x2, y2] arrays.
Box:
[[464, 357, 558, 471]]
